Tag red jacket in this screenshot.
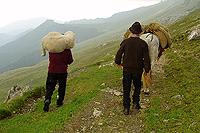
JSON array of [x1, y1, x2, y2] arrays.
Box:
[[48, 49, 73, 73]]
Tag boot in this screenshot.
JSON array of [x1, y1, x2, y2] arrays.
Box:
[[123, 108, 130, 115], [135, 103, 141, 110], [56, 100, 63, 107], [43, 99, 50, 112], [56, 95, 63, 107]]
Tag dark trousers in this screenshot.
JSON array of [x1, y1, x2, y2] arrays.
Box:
[[123, 71, 142, 109], [44, 73, 68, 104]]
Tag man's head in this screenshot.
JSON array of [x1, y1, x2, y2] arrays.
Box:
[[129, 22, 142, 34]]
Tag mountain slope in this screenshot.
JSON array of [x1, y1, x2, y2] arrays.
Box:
[[144, 9, 200, 132], [0, 17, 46, 36], [0, 33, 13, 47], [0, 20, 103, 73], [67, 0, 200, 28], [0, 0, 200, 102], [0, 0, 200, 73]]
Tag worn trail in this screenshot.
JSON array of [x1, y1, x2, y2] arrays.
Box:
[[57, 56, 165, 133]]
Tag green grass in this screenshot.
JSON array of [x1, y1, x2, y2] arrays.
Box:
[[1, 7, 200, 133], [0, 40, 120, 103], [0, 86, 45, 119], [0, 62, 48, 102], [144, 9, 200, 132], [0, 35, 121, 133], [0, 64, 121, 133]]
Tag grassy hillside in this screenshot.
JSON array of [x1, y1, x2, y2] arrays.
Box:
[[0, 41, 122, 132], [0, 6, 199, 133], [1, 0, 200, 73], [144, 9, 200, 132], [0, 38, 119, 103], [0, 20, 104, 73]]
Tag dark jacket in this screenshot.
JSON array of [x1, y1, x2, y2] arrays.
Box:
[[115, 37, 151, 73], [48, 49, 73, 73]]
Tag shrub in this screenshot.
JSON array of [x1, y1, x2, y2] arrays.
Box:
[[0, 106, 11, 119]]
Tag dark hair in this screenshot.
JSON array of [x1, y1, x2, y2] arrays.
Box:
[[129, 22, 142, 34]]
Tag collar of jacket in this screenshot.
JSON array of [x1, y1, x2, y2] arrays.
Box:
[[128, 33, 140, 38]]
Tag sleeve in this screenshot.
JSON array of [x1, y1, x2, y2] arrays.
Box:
[[143, 43, 151, 73], [115, 41, 125, 65], [66, 49, 74, 65]]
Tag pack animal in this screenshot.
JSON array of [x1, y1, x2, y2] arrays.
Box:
[[124, 22, 172, 94]]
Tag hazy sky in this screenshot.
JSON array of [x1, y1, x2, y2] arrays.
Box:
[[0, 0, 160, 27]]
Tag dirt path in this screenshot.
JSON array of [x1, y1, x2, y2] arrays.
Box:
[[58, 88, 147, 133], [57, 84, 150, 133], [57, 57, 165, 133]]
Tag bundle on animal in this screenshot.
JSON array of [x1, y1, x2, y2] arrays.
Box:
[[143, 22, 172, 49], [124, 22, 172, 93], [41, 31, 75, 56]]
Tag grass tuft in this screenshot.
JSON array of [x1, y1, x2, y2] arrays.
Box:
[[0, 86, 45, 120]]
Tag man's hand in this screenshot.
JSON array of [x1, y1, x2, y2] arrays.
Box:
[[144, 70, 152, 78], [143, 71, 148, 76]]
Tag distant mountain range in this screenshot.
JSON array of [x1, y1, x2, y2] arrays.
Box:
[[0, 17, 46, 47], [0, 29, 32, 47], [0, 33, 13, 47], [0, 0, 200, 73], [0, 17, 46, 36], [66, 0, 200, 27], [0, 20, 104, 72]]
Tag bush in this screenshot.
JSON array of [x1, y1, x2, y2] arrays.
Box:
[[0, 106, 11, 119]]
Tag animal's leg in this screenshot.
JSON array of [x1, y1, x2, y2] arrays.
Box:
[[142, 72, 150, 94], [41, 46, 46, 56]]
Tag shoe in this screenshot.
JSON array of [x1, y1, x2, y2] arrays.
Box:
[[43, 102, 49, 112], [135, 104, 141, 110], [56, 101, 63, 107], [123, 108, 130, 115]]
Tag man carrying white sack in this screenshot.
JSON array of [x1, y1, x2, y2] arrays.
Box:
[[42, 31, 74, 112]]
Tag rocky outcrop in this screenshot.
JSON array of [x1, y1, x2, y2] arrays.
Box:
[[188, 24, 200, 41], [188, 29, 200, 41], [4, 85, 30, 103]]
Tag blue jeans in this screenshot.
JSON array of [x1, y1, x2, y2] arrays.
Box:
[[123, 71, 142, 109]]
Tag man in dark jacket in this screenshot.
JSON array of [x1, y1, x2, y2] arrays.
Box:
[[43, 49, 73, 112], [115, 22, 151, 115]]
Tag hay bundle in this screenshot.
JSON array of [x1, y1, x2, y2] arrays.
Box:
[[123, 29, 132, 39], [143, 23, 172, 49], [123, 22, 172, 49]]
